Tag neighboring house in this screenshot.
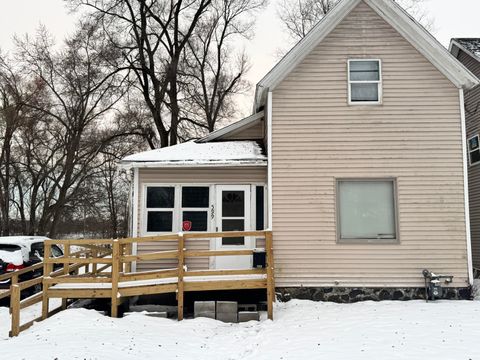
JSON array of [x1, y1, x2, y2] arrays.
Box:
[[450, 38, 480, 277], [121, 0, 479, 301]]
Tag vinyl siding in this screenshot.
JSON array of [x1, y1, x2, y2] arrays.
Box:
[[271, 1, 469, 287], [136, 167, 267, 272], [457, 50, 480, 270]]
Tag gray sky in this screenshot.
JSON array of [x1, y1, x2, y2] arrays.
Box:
[[0, 0, 479, 119]]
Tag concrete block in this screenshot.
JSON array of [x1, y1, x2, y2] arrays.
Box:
[[194, 301, 216, 319], [216, 312, 238, 323], [145, 312, 168, 318], [216, 301, 237, 314], [257, 301, 268, 311], [238, 311, 260, 322], [238, 304, 257, 312]]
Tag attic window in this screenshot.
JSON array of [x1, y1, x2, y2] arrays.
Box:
[[469, 135, 480, 165], [348, 60, 382, 104]]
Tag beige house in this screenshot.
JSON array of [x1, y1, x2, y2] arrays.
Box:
[[450, 39, 480, 277], [121, 0, 479, 301]]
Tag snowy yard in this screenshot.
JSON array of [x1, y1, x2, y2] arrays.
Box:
[[1, 298, 480, 360]]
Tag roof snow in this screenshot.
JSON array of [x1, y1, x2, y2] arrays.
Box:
[[121, 141, 267, 168], [454, 38, 480, 59]]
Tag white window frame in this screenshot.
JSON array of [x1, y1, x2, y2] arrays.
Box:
[[144, 185, 176, 235], [143, 184, 212, 235], [336, 178, 399, 244], [348, 59, 383, 105], [180, 186, 211, 232], [468, 134, 480, 166]]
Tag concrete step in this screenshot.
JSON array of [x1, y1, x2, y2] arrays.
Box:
[[194, 301, 216, 319], [216, 301, 238, 323], [238, 311, 260, 322]]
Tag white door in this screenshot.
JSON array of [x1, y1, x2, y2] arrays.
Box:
[[214, 185, 252, 269]]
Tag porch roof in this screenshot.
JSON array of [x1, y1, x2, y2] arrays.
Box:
[[120, 140, 267, 168]]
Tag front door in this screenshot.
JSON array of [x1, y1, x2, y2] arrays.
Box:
[[215, 185, 252, 269]]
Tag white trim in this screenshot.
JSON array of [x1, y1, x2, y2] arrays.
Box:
[[267, 91, 273, 229], [347, 59, 383, 105], [254, 0, 479, 110], [197, 111, 265, 143], [131, 168, 139, 272], [119, 161, 267, 170], [460, 89, 474, 285]]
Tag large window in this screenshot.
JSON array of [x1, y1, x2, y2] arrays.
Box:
[[348, 59, 382, 104], [469, 135, 480, 166], [337, 179, 397, 242], [145, 185, 210, 233]]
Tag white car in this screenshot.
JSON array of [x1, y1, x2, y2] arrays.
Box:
[[0, 236, 63, 291]]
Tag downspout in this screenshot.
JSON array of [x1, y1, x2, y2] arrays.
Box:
[[131, 167, 139, 272], [267, 91, 273, 229], [459, 88, 474, 285]]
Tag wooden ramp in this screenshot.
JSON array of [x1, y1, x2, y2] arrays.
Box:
[[6, 231, 275, 337]]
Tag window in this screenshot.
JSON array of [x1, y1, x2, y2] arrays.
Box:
[[146, 187, 175, 232], [256, 186, 265, 231], [145, 185, 210, 233], [469, 135, 480, 165], [181, 187, 209, 232], [348, 60, 382, 104], [337, 179, 397, 242], [30, 242, 63, 259]]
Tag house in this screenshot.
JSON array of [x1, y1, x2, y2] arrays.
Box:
[[121, 0, 479, 302], [450, 38, 480, 278]]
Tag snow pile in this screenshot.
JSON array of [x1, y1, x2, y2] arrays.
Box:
[[2, 299, 480, 359], [0, 249, 23, 265], [121, 140, 267, 166]]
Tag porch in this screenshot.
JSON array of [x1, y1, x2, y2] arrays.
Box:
[[6, 230, 274, 336]]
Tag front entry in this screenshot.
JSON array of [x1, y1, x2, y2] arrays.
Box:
[[214, 185, 253, 269]]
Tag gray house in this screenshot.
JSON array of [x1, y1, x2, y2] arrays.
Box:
[[121, 0, 479, 301], [450, 38, 480, 278]]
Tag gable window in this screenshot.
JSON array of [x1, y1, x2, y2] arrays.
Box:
[[337, 179, 397, 243], [469, 135, 480, 165], [348, 60, 382, 104]]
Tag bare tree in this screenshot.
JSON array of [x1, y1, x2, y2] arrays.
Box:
[[15, 22, 130, 237], [278, 0, 433, 42], [67, 0, 214, 148], [0, 55, 25, 235], [181, 0, 266, 135]]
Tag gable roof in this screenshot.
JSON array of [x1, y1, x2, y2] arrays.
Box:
[[120, 140, 267, 168], [197, 111, 264, 143], [254, 0, 480, 110], [450, 38, 480, 63]]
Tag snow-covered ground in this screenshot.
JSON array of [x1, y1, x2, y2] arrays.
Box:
[[1, 299, 480, 360]]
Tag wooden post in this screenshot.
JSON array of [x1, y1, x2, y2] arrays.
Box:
[[92, 249, 98, 274], [125, 243, 132, 273], [10, 284, 20, 337], [62, 244, 70, 310], [265, 230, 275, 320], [42, 242, 53, 320], [111, 240, 120, 318], [177, 233, 185, 321]]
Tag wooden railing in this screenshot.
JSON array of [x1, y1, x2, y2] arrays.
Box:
[[40, 230, 274, 323], [5, 245, 111, 337]]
